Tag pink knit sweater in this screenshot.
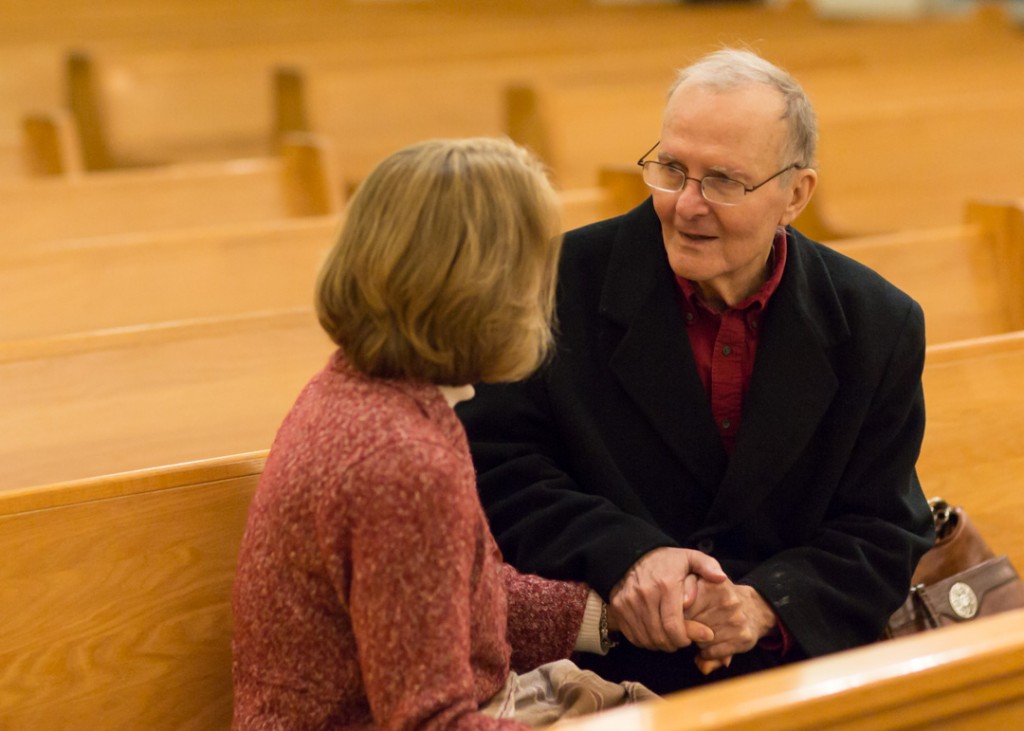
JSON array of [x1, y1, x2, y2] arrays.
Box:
[[232, 351, 589, 729]]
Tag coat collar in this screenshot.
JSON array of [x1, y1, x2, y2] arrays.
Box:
[[599, 201, 850, 532]]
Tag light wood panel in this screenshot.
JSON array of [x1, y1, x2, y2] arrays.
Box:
[[0, 110, 81, 179], [0, 132, 340, 247], [918, 330, 1024, 569], [0, 308, 334, 492], [0, 217, 338, 340], [827, 199, 1024, 344], [0, 452, 265, 730], [0, 166, 644, 342]]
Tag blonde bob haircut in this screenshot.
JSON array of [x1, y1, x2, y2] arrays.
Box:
[[316, 137, 563, 386]]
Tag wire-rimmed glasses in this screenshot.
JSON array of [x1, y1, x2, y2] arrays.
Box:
[[636, 141, 803, 206]]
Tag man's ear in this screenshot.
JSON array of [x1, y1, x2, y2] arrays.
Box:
[[779, 168, 818, 227]]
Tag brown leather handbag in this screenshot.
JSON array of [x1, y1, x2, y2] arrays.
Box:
[[885, 498, 1024, 638]]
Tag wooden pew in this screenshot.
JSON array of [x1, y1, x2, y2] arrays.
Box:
[[504, 79, 665, 191], [0, 44, 64, 130], [0, 308, 334, 493], [557, 165, 652, 232], [0, 166, 641, 342], [0, 451, 264, 730], [0, 110, 81, 178], [0, 135, 24, 178], [917, 330, 1024, 569], [0, 217, 339, 341], [5, 0, 1019, 54], [48, 2, 1017, 187], [553, 608, 1024, 731], [5, 329, 1024, 730], [801, 55, 1024, 236], [0, 132, 341, 247], [828, 198, 1024, 344], [39, 5, 833, 175], [10, 1, 1013, 214]]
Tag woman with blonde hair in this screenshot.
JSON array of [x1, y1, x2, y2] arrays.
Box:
[[231, 137, 658, 729]]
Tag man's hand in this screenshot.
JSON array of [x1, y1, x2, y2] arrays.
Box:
[[687, 578, 778, 674], [609, 547, 727, 652]]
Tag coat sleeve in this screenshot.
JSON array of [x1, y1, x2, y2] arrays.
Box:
[[457, 372, 679, 600]]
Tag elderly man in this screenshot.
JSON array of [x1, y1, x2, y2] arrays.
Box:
[[456, 49, 934, 694]]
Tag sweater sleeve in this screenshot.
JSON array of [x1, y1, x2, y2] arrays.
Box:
[[318, 440, 527, 731], [500, 564, 589, 673]]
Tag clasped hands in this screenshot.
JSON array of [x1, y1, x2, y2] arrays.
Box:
[[606, 547, 777, 675]]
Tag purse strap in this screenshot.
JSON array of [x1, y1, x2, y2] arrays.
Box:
[[912, 555, 1020, 626], [929, 497, 955, 539]]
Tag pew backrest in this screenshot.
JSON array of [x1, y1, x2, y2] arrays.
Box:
[[0, 163, 647, 343], [0, 308, 334, 492], [918, 330, 1024, 569], [0, 216, 339, 341], [0, 452, 265, 730], [0, 132, 340, 247], [827, 199, 1024, 344]]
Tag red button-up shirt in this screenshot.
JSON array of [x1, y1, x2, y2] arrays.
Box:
[[675, 229, 788, 455], [675, 228, 792, 655]]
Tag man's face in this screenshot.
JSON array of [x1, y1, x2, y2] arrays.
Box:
[[651, 82, 809, 308]]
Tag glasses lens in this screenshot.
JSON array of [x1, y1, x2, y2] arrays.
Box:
[[642, 162, 683, 192], [702, 177, 745, 205]]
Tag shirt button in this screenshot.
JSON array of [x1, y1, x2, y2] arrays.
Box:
[[696, 538, 715, 553], [720, 419, 731, 430], [722, 345, 733, 356], [685, 312, 695, 324], [750, 319, 759, 329]]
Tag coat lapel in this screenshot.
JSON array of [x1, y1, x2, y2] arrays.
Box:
[[600, 202, 728, 495], [699, 230, 850, 533]]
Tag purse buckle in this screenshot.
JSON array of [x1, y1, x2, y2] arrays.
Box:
[[948, 581, 980, 619]]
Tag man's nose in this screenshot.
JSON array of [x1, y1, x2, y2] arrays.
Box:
[[675, 176, 710, 215]]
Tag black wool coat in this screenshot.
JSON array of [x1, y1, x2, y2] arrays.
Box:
[[457, 200, 935, 693]]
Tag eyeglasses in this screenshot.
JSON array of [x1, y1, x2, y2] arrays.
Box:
[[636, 141, 803, 206]]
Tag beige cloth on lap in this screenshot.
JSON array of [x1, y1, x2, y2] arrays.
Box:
[[479, 659, 660, 726]]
